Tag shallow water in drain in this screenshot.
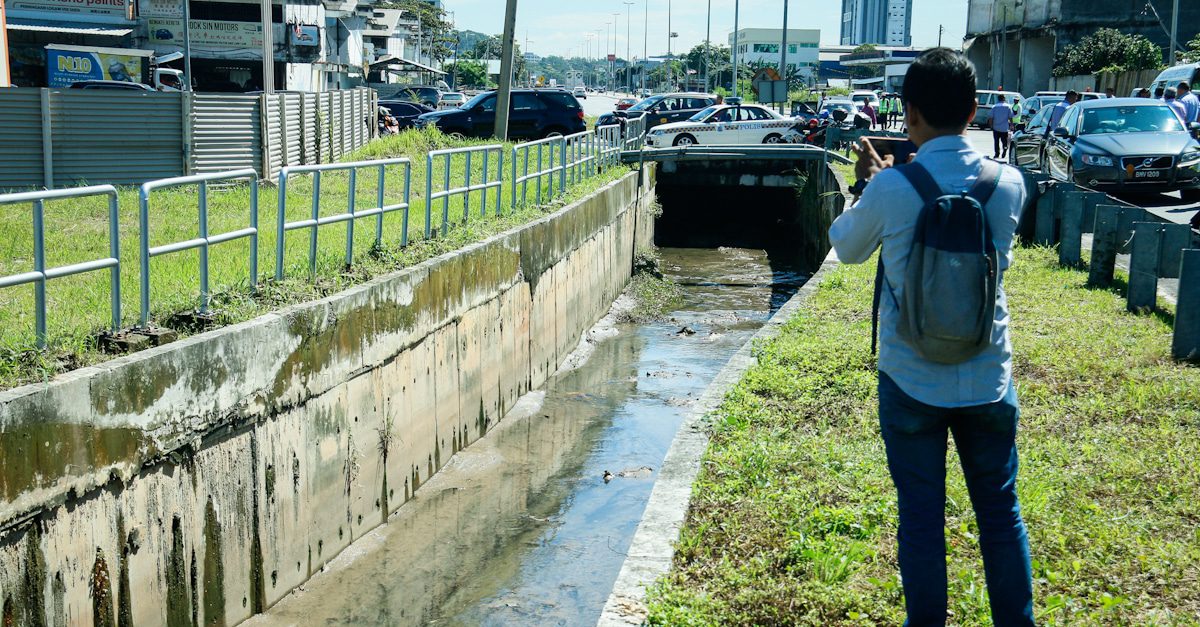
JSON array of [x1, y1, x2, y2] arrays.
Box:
[[246, 247, 810, 627]]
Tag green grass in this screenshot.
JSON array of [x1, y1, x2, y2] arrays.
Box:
[[0, 127, 629, 389], [619, 245, 683, 324], [646, 246, 1200, 626]]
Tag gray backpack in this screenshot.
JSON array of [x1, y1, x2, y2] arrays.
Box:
[[872, 160, 1002, 365]]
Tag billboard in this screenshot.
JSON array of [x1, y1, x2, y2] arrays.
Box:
[[147, 18, 263, 47], [8, 0, 130, 19], [46, 47, 144, 87]]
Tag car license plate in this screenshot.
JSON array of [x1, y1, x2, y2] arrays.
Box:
[[1133, 170, 1164, 179]]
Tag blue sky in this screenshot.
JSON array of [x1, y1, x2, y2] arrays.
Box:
[[440, 0, 968, 58]]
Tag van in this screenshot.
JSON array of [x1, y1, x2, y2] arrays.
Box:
[[972, 89, 1022, 128], [1150, 63, 1200, 97]]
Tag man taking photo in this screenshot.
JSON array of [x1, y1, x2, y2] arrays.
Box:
[[829, 48, 1034, 626]]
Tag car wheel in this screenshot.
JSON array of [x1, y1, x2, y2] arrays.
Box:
[[543, 126, 567, 139], [673, 134, 697, 147], [762, 133, 783, 144]]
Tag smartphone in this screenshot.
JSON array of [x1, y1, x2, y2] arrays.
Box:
[[864, 136, 917, 165]]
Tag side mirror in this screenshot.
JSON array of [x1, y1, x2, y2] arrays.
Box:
[[1052, 127, 1071, 139]]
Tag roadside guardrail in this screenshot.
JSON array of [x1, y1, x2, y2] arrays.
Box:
[[0, 185, 121, 347], [426, 145, 504, 237]]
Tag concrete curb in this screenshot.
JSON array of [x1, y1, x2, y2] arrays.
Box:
[[596, 248, 842, 627]]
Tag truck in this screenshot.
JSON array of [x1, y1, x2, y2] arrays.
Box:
[[45, 44, 185, 91]]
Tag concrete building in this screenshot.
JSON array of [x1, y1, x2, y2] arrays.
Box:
[[965, 0, 1200, 96], [729, 28, 820, 84], [840, 0, 913, 47], [819, 44, 923, 90]]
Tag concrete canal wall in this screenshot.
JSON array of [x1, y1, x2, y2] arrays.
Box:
[[0, 166, 657, 626]]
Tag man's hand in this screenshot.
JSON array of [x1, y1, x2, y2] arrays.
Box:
[[851, 137, 894, 184]]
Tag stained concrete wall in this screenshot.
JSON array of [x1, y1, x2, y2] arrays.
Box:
[[0, 165, 657, 626]]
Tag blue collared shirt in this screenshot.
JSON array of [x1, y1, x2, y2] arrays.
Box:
[[1177, 91, 1200, 123], [828, 135, 1027, 408]]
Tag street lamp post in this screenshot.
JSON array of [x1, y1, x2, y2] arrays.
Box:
[[704, 0, 711, 92], [612, 13, 620, 91], [779, 0, 789, 114], [642, 0, 648, 94], [732, 0, 740, 98], [624, 1, 634, 94], [667, 0, 672, 90]]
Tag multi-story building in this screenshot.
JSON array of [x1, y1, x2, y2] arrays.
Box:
[[729, 28, 820, 85], [965, 0, 1200, 95], [840, 0, 913, 47]]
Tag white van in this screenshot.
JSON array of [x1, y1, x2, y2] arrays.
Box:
[[972, 89, 1022, 128], [1150, 63, 1200, 97]]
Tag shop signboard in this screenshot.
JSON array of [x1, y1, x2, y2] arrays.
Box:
[[140, 0, 181, 18], [289, 23, 319, 47], [8, 0, 130, 20], [148, 18, 263, 48], [45, 45, 150, 87]]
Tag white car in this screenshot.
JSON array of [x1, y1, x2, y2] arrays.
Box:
[[438, 92, 467, 109], [643, 104, 793, 147], [573, 86, 587, 99]]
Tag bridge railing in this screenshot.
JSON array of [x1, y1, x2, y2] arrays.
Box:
[[597, 124, 625, 169], [0, 185, 121, 347], [512, 135, 567, 208], [276, 158, 412, 280], [426, 145, 504, 236], [140, 170, 259, 326]]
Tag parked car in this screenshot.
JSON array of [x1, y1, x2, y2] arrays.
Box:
[[1149, 63, 1200, 98], [438, 92, 467, 109], [67, 80, 155, 91], [1044, 98, 1200, 201], [972, 89, 1023, 128], [378, 100, 435, 129], [1010, 105, 1055, 170], [595, 93, 717, 132], [1020, 94, 1064, 120], [850, 90, 880, 111], [573, 86, 587, 100], [615, 97, 637, 110], [818, 98, 860, 118], [643, 104, 793, 147], [384, 85, 441, 108], [415, 89, 585, 139]]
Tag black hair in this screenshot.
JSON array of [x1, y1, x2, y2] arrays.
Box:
[[1179, 81, 1191, 91], [901, 48, 977, 129], [1066, 89, 1079, 99]]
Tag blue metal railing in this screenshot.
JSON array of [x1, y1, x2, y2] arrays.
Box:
[[512, 135, 567, 208], [276, 158, 412, 280], [564, 130, 597, 186], [425, 145, 504, 237], [140, 169, 259, 326], [0, 185, 121, 347]]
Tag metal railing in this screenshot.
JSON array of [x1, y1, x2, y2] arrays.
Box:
[[564, 130, 598, 186], [0, 185, 121, 347], [140, 169, 259, 326], [623, 117, 647, 151], [596, 124, 625, 170], [425, 145, 504, 237], [512, 135, 568, 208], [276, 158, 412, 280]]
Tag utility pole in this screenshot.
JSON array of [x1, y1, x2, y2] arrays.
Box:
[[667, 0, 672, 90], [612, 14, 620, 90], [779, 0, 788, 114], [625, 1, 634, 94], [704, 0, 711, 92], [260, 0, 273, 92], [938, 24, 944, 47], [494, 0, 518, 140], [642, 0, 648, 94], [732, 0, 740, 98], [1170, 0, 1179, 64]]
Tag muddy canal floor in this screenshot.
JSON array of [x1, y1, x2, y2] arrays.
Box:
[[245, 247, 810, 627]]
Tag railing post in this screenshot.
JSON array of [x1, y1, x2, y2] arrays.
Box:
[[402, 162, 413, 246], [481, 149, 490, 217], [376, 164, 386, 249], [249, 179, 258, 293], [536, 143, 544, 205], [425, 153, 434, 238], [310, 170, 321, 279], [510, 147, 518, 210], [1127, 221, 1163, 313], [496, 149, 504, 216], [441, 154, 451, 236], [1157, 223, 1192, 279], [1173, 249, 1200, 362], [1088, 204, 1121, 287], [1059, 189, 1083, 267], [560, 137, 568, 193], [108, 193, 122, 331], [32, 199, 46, 347], [1080, 191, 1104, 235], [275, 171, 288, 280], [139, 188, 152, 327], [346, 167, 357, 268], [198, 180, 210, 313], [1034, 181, 1058, 246], [1116, 205, 1145, 254], [464, 150, 473, 222]]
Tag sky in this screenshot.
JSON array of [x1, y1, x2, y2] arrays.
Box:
[[439, 0, 968, 59]]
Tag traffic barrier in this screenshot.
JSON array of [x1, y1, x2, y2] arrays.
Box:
[[511, 136, 566, 208], [0, 185, 121, 348], [426, 145, 503, 237], [276, 158, 412, 280], [564, 130, 598, 186], [597, 124, 624, 170], [1173, 249, 1200, 361], [140, 170, 259, 326]]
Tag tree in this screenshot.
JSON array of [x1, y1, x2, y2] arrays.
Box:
[[1184, 34, 1200, 63], [847, 43, 882, 80], [1052, 28, 1163, 77], [448, 60, 489, 88], [378, 0, 456, 63]]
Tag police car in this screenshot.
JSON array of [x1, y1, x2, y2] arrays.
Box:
[[644, 104, 794, 147]]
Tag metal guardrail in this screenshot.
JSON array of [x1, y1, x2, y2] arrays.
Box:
[[564, 130, 597, 186], [623, 117, 647, 151], [597, 124, 625, 170], [140, 170, 259, 326], [0, 185, 121, 347], [276, 158, 412, 280], [426, 145, 504, 237], [512, 135, 567, 208]]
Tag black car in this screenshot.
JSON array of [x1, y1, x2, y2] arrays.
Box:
[[1044, 98, 1200, 201], [1010, 105, 1055, 170], [380, 85, 441, 108], [379, 100, 435, 130], [595, 93, 716, 132], [415, 89, 585, 139]]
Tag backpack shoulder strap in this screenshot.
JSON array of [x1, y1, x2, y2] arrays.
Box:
[[893, 162, 943, 205], [967, 160, 1004, 207]]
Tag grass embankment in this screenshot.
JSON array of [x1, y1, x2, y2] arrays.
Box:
[[0, 127, 629, 388], [647, 246, 1200, 625]]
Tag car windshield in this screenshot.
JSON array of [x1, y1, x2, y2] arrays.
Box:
[[690, 106, 722, 121], [463, 92, 494, 109], [1079, 105, 1186, 135], [628, 96, 663, 112]]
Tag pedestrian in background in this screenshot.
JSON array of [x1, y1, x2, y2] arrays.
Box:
[[863, 99, 878, 130], [989, 94, 1015, 160], [829, 47, 1034, 627], [1176, 82, 1199, 123], [1105, 87, 1116, 99], [1136, 88, 1151, 98], [1046, 89, 1078, 135], [1165, 87, 1188, 122], [880, 96, 893, 129]]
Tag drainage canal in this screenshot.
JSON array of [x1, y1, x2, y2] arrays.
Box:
[[247, 166, 833, 627]]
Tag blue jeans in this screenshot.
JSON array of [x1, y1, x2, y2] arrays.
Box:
[[878, 372, 1034, 627]]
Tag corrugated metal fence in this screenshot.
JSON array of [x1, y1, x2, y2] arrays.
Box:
[[0, 88, 376, 189]]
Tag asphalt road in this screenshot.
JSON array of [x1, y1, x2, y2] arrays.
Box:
[[579, 92, 631, 119]]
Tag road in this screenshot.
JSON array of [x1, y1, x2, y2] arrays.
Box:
[[579, 92, 631, 119]]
